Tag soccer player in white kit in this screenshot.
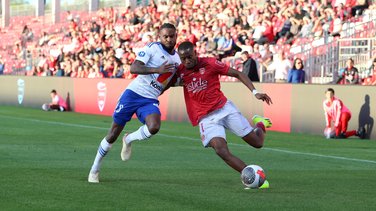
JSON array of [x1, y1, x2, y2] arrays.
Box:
[[176, 41, 272, 179], [88, 23, 181, 183]]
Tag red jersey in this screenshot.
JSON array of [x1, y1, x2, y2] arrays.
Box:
[[177, 57, 230, 126]]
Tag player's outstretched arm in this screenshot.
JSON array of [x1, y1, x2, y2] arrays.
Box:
[[130, 60, 176, 75], [227, 68, 273, 105], [160, 74, 182, 95]]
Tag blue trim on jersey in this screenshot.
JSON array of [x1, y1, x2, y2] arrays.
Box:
[[156, 43, 177, 57], [147, 42, 177, 56], [113, 90, 161, 126], [147, 42, 159, 47]]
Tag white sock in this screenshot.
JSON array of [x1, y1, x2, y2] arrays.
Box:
[[125, 125, 152, 144], [90, 138, 112, 173]]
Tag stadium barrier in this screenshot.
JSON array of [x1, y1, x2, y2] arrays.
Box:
[[0, 76, 375, 139]]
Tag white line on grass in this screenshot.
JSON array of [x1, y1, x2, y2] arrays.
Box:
[[158, 134, 376, 164], [1, 114, 376, 165]]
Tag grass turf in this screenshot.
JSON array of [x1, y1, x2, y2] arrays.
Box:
[[0, 106, 375, 210]]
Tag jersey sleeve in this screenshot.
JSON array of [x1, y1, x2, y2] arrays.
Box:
[[211, 58, 230, 75], [134, 43, 156, 65]]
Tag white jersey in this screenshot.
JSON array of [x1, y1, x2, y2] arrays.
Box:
[[126, 42, 181, 99]]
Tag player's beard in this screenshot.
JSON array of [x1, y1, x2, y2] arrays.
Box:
[[161, 43, 174, 53]]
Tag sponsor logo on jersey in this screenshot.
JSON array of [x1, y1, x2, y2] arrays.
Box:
[[150, 80, 163, 91], [186, 77, 208, 93], [17, 79, 25, 104], [97, 82, 107, 112], [199, 68, 205, 75], [138, 51, 146, 57], [215, 60, 225, 67]]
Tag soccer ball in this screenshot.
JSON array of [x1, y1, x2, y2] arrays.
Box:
[[324, 127, 335, 139], [241, 165, 266, 188], [42, 103, 50, 111]]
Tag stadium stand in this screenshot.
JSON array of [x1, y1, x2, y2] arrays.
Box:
[[0, 0, 375, 84]]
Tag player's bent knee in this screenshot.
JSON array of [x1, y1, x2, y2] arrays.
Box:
[[147, 125, 160, 135]]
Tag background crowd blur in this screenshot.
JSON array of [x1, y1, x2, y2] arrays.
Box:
[[0, 0, 375, 85]]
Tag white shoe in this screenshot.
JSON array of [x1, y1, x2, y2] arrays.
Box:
[[121, 133, 132, 161], [88, 171, 99, 183]]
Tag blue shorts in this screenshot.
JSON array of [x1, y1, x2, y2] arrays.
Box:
[[113, 89, 160, 126]]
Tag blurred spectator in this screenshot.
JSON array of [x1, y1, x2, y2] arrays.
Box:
[[298, 16, 314, 38], [241, 51, 259, 82], [337, 58, 360, 84], [268, 51, 292, 83], [274, 12, 292, 43], [351, 0, 369, 17], [13, 42, 25, 60], [88, 65, 103, 78], [287, 58, 306, 83], [0, 55, 5, 75], [257, 19, 274, 45], [66, 11, 74, 22], [259, 43, 273, 73], [38, 32, 51, 46], [363, 58, 376, 85], [217, 32, 236, 59], [21, 25, 34, 43], [330, 15, 343, 37]]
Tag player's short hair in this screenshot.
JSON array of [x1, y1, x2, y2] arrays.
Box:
[[326, 88, 335, 94], [178, 41, 195, 52], [241, 51, 249, 55], [51, 89, 57, 94], [159, 23, 176, 31]]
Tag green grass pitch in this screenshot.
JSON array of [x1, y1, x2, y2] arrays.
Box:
[[0, 106, 375, 210]]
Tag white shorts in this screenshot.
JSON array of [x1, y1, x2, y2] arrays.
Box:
[[198, 101, 254, 147]]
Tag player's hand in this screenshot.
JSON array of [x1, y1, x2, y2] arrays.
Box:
[[255, 93, 273, 105], [156, 61, 176, 74]]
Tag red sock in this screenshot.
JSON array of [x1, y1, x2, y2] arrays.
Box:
[[256, 122, 266, 133], [345, 130, 357, 138]]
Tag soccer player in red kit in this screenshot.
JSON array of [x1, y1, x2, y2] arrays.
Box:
[[176, 41, 273, 186], [323, 88, 365, 139]]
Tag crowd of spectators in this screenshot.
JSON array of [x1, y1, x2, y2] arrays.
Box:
[[0, 0, 375, 84]]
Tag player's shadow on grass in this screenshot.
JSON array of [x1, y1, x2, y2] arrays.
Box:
[[358, 94, 374, 139]]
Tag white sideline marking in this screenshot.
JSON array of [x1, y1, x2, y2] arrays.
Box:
[[159, 134, 376, 165], [1, 114, 376, 165]]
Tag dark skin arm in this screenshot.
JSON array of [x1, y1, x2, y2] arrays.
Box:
[[226, 68, 273, 105], [130, 60, 176, 75]]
